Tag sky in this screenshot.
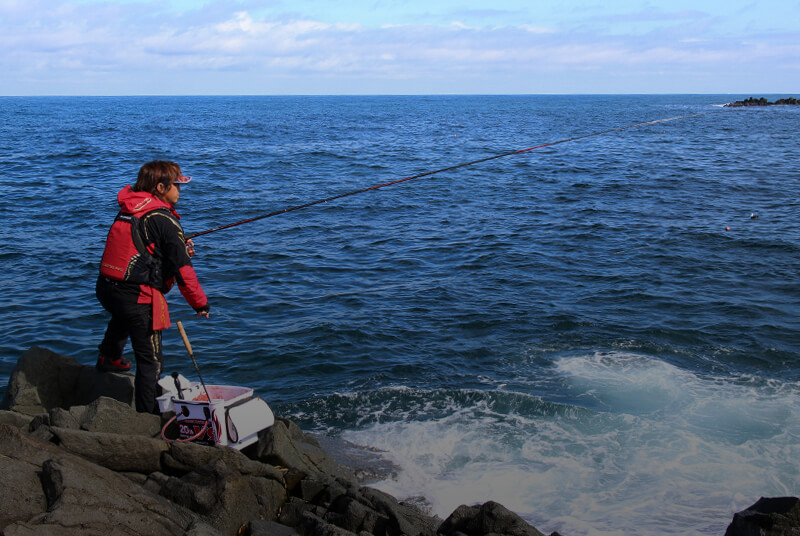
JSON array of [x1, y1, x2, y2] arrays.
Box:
[[1, 0, 798, 95]]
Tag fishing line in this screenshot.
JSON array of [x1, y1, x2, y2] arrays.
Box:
[[187, 111, 709, 240]]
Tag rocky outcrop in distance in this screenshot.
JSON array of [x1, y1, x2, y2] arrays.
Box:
[[1, 346, 798, 536], [724, 96, 800, 107]]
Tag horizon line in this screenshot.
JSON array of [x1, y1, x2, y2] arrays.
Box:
[[0, 92, 795, 98]]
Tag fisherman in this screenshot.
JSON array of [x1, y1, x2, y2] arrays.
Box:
[[96, 160, 211, 413]]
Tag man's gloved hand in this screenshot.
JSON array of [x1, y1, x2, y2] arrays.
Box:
[[195, 303, 211, 319]]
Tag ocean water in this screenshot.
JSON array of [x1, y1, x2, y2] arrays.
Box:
[[1, 95, 799, 535]]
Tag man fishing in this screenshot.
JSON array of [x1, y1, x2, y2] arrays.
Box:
[[96, 160, 211, 413]]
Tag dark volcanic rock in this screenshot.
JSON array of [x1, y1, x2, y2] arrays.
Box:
[[50, 426, 168, 473], [77, 395, 161, 435], [0, 346, 134, 415], [0, 433, 49, 529], [0, 409, 33, 429], [0, 423, 221, 535], [255, 417, 355, 481], [246, 519, 301, 535], [158, 458, 265, 535], [725, 496, 800, 536], [163, 438, 286, 481], [321, 484, 440, 536], [439, 501, 546, 536]]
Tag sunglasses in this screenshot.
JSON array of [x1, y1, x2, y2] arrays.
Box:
[[160, 180, 181, 190]]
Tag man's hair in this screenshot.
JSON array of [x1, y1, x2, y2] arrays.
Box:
[[133, 161, 182, 194]]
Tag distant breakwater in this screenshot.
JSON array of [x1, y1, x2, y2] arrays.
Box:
[[724, 96, 799, 107]]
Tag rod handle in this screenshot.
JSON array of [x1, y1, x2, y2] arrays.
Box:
[[176, 321, 193, 356]]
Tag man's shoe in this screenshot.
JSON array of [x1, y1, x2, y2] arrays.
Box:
[[96, 355, 132, 372]]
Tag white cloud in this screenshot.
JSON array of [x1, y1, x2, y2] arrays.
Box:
[[0, 1, 798, 94], [520, 25, 557, 34]]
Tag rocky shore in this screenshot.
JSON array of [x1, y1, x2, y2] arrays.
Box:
[[1, 347, 798, 536], [724, 96, 799, 107]]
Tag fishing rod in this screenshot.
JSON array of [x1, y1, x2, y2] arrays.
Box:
[[187, 111, 707, 240]]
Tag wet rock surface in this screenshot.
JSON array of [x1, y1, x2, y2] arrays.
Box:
[[724, 496, 800, 536]]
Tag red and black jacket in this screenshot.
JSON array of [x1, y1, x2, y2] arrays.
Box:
[[100, 186, 208, 312]]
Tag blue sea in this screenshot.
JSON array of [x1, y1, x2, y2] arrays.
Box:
[[1, 95, 799, 535]]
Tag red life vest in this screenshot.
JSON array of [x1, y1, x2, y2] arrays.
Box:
[[100, 208, 170, 290]]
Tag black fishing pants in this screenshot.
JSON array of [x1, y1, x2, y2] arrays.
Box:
[[96, 276, 163, 414]]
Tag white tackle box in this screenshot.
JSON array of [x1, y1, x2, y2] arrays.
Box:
[[157, 373, 274, 450]]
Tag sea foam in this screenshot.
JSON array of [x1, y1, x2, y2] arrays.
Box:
[[342, 352, 800, 535]]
